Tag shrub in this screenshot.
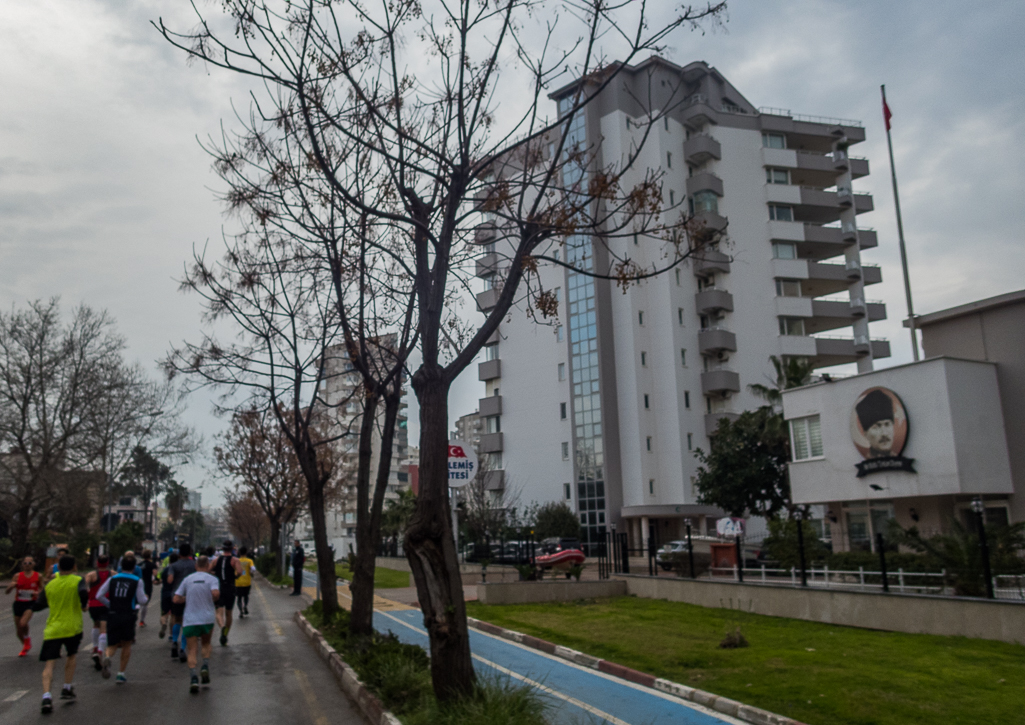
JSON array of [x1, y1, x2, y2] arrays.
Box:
[[533, 502, 580, 540], [661, 550, 712, 578], [762, 517, 831, 569], [256, 551, 278, 576]]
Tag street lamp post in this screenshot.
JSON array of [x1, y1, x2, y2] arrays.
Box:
[[796, 511, 808, 588], [684, 518, 696, 579], [971, 498, 995, 599]]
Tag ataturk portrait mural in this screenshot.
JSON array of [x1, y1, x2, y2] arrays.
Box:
[[850, 387, 915, 477]]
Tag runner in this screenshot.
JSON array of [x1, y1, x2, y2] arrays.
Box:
[[212, 540, 242, 645], [235, 546, 256, 619], [172, 555, 220, 694], [158, 551, 180, 639], [83, 555, 112, 671], [5, 556, 41, 656], [165, 543, 196, 661], [95, 554, 147, 684], [138, 550, 157, 627], [33, 554, 88, 714]]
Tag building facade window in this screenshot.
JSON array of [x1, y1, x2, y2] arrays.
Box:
[[644, 394, 650, 409], [790, 415, 824, 460], [556, 325, 564, 342], [560, 402, 567, 420], [638, 311, 644, 325], [772, 242, 797, 259], [640, 351, 647, 367], [762, 132, 786, 149], [778, 317, 806, 336], [649, 479, 655, 495], [564, 483, 572, 500], [693, 190, 718, 215], [680, 348, 687, 366], [769, 204, 794, 222], [646, 436, 652, 452], [766, 167, 790, 184], [485, 343, 499, 360], [776, 279, 802, 297], [675, 269, 681, 286], [485, 415, 501, 434], [678, 308, 684, 325], [669, 189, 675, 206], [666, 152, 672, 169], [687, 432, 693, 450], [684, 391, 691, 409], [558, 362, 566, 381], [561, 441, 569, 459]]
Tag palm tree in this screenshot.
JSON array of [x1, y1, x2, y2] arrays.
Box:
[[749, 356, 815, 407]]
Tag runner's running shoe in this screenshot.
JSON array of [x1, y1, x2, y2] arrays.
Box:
[[41, 696, 52, 714], [189, 675, 199, 694], [200, 664, 210, 684], [116, 673, 127, 685], [101, 655, 112, 680]]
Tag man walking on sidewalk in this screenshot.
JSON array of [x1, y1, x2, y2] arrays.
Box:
[[95, 554, 148, 684], [173, 555, 220, 693], [290, 540, 305, 596], [34, 554, 88, 714]]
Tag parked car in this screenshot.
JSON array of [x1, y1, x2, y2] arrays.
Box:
[[657, 540, 690, 570]]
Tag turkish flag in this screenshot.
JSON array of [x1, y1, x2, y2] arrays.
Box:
[[882, 97, 893, 131]]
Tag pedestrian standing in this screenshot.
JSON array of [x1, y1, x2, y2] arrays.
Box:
[[95, 554, 147, 684], [290, 540, 305, 596], [138, 550, 157, 627], [6, 556, 41, 656], [34, 555, 88, 714], [172, 555, 220, 694]]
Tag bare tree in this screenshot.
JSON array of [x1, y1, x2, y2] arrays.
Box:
[[461, 453, 517, 547], [157, 0, 727, 697], [225, 490, 272, 550], [214, 406, 310, 561]]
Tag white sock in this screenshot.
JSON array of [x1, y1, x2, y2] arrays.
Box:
[[91, 628, 99, 649], [43, 692, 51, 699], [98, 633, 107, 651], [62, 683, 72, 690]]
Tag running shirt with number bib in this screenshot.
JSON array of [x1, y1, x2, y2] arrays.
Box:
[[88, 570, 111, 608], [107, 573, 142, 618], [15, 571, 41, 602]]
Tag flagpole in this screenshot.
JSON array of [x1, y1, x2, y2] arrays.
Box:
[[881, 84, 920, 361]]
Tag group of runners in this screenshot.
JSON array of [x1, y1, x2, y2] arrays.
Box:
[[5, 540, 256, 713]]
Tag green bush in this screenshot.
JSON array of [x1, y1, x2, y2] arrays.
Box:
[[661, 550, 712, 578], [256, 552, 277, 576], [762, 518, 831, 569]]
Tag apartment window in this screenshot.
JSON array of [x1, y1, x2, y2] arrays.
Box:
[[693, 190, 718, 215], [664, 116, 669, 131], [644, 394, 650, 409], [558, 362, 566, 381], [560, 402, 567, 420], [768, 204, 794, 222], [564, 483, 572, 500], [687, 433, 693, 450], [667, 152, 672, 169], [680, 348, 687, 366], [633, 232, 639, 246], [556, 325, 564, 342], [553, 249, 560, 262], [700, 315, 710, 329], [706, 396, 713, 414], [669, 189, 675, 206], [561, 442, 570, 460], [484, 343, 499, 361], [485, 415, 501, 434], [776, 279, 802, 297], [649, 479, 655, 495], [772, 242, 797, 260], [675, 269, 681, 286], [640, 351, 647, 367], [678, 308, 684, 325], [488, 452, 503, 469], [646, 436, 652, 452], [762, 132, 786, 149], [790, 415, 824, 460], [638, 311, 645, 326], [766, 168, 790, 184], [684, 391, 691, 409], [778, 317, 807, 336], [553, 287, 561, 303]]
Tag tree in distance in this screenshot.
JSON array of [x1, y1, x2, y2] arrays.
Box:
[[534, 502, 581, 541]]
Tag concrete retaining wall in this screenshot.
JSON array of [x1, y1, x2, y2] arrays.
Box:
[[477, 579, 627, 605], [622, 575, 1025, 645]]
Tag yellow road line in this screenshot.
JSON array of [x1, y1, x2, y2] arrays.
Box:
[[293, 668, 329, 725]]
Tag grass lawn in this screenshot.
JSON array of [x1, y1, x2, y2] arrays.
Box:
[[302, 560, 410, 589], [465, 597, 1024, 725]]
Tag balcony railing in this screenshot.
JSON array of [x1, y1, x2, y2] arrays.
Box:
[[758, 107, 864, 128]]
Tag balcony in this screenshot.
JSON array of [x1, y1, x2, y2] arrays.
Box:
[[478, 359, 501, 381], [683, 134, 721, 165], [689, 210, 729, 244], [701, 369, 741, 397], [698, 327, 737, 356], [801, 260, 882, 297], [476, 288, 500, 312], [845, 259, 862, 280], [685, 172, 724, 198], [813, 336, 891, 364], [705, 412, 740, 437], [478, 395, 502, 417], [474, 223, 497, 246], [757, 109, 867, 147], [479, 432, 504, 453], [805, 299, 887, 334], [695, 288, 733, 314], [692, 247, 730, 276], [475, 252, 499, 278], [483, 470, 505, 491], [680, 94, 719, 129]]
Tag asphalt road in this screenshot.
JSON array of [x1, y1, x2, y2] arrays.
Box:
[[0, 578, 363, 724]]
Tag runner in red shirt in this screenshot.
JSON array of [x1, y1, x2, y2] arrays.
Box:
[[5, 556, 41, 656]]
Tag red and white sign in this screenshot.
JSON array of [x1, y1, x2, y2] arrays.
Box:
[[716, 517, 746, 538], [447, 440, 478, 488]]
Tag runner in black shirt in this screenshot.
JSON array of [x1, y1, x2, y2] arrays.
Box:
[[138, 550, 157, 628], [95, 555, 147, 684], [212, 541, 242, 646]]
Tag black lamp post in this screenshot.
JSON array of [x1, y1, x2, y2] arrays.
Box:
[[796, 511, 808, 587], [971, 498, 995, 599], [684, 518, 696, 579]]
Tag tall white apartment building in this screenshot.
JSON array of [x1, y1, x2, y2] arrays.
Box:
[[296, 339, 410, 554], [473, 58, 889, 553]]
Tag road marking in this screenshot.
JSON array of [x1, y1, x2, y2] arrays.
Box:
[[4, 690, 29, 702], [293, 668, 329, 725]]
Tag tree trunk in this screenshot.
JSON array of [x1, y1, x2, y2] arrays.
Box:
[[305, 480, 339, 617], [405, 370, 475, 700], [350, 392, 380, 636], [268, 513, 281, 575], [351, 393, 401, 636]]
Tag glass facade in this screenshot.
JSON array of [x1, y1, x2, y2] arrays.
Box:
[[559, 95, 606, 554]]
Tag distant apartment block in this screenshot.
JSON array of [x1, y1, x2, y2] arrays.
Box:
[[473, 58, 888, 553]]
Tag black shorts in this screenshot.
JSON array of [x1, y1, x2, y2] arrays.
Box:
[[107, 616, 137, 647], [171, 601, 186, 619], [161, 593, 174, 615], [236, 586, 251, 600], [88, 605, 108, 624], [13, 600, 34, 619], [216, 589, 236, 610], [39, 634, 82, 662]]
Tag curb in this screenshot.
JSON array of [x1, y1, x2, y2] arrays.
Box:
[[466, 617, 807, 725], [294, 610, 402, 725]]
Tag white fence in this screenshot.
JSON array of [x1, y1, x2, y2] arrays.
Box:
[[706, 566, 1025, 601]]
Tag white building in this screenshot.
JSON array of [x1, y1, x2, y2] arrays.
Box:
[[473, 58, 888, 553]]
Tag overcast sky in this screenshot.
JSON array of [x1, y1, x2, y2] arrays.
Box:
[[2, 1, 1022, 506]]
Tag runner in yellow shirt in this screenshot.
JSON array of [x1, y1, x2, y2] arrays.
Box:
[[34, 554, 89, 714], [234, 547, 256, 619]]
